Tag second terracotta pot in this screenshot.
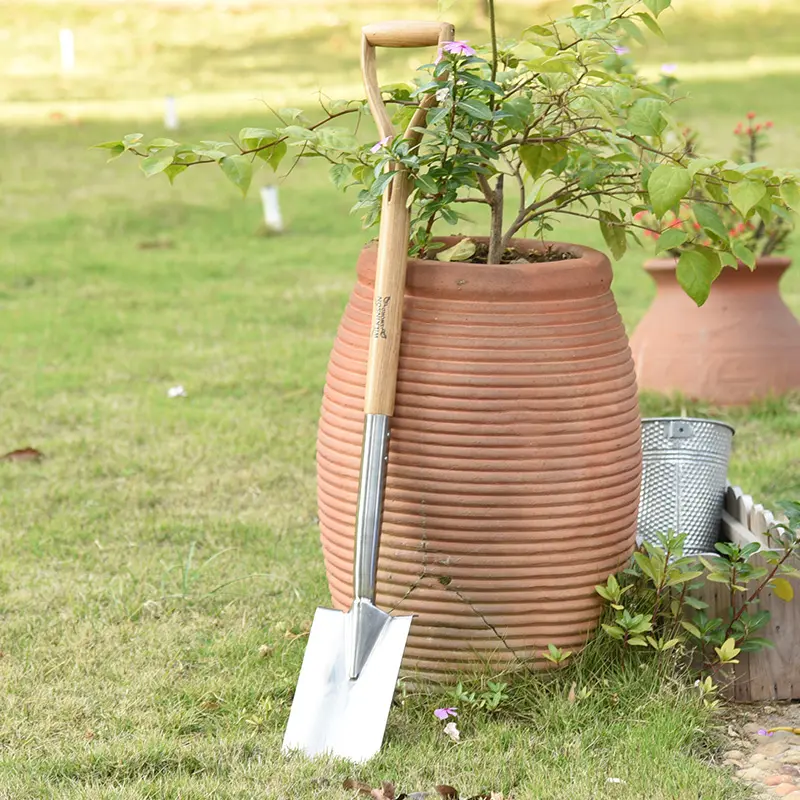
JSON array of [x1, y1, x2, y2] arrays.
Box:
[[630, 257, 800, 405], [317, 238, 642, 679]]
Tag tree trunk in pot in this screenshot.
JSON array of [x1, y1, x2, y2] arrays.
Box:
[[630, 258, 800, 405], [317, 238, 642, 679]]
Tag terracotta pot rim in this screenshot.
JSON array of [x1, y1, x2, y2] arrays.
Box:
[[644, 255, 791, 272]]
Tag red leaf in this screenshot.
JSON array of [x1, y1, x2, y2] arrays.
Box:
[[1, 447, 44, 462]]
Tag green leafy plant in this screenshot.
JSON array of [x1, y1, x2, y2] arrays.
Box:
[[448, 678, 510, 713], [99, 0, 798, 306], [595, 500, 800, 680], [542, 643, 573, 665], [635, 111, 793, 261]]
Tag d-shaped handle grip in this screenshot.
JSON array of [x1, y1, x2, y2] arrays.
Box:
[[362, 20, 454, 49], [361, 20, 455, 143]]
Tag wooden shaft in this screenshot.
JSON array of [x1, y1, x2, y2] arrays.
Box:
[[363, 171, 412, 416], [359, 20, 455, 416]]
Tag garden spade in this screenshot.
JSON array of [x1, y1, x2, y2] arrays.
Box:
[[282, 20, 455, 764]]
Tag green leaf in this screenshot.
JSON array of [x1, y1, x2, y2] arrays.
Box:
[[122, 132, 144, 149], [740, 637, 774, 651], [95, 141, 126, 161], [219, 155, 253, 196], [632, 552, 656, 582], [256, 140, 287, 172], [693, 204, 729, 241], [780, 180, 800, 211], [644, 0, 671, 16], [140, 147, 176, 177], [460, 98, 494, 121], [617, 17, 646, 46], [676, 248, 721, 306], [655, 227, 687, 254], [519, 142, 567, 180], [164, 163, 187, 185], [687, 157, 721, 179], [281, 125, 317, 142], [601, 624, 624, 639], [714, 637, 741, 663], [626, 98, 667, 138], [636, 12, 664, 39], [330, 163, 351, 190], [599, 211, 627, 260], [771, 577, 794, 602], [239, 127, 277, 147], [731, 241, 756, 270], [680, 621, 703, 639], [627, 636, 649, 646], [648, 165, 691, 218], [147, 138, 180, 149], [437, 239, 477, 262], [729, 179, 766, 217], [683, 595, 708, 610]]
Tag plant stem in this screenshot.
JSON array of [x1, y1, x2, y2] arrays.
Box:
[[487, 0, 498, 83], [488, 174, 504, 263]]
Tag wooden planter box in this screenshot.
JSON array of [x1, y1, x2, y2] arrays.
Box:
[[697, 486, 800, 703]]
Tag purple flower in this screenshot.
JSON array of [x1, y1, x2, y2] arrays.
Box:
[[370, 135, 391, 154], [757, 728, 774, 736], [436, 40, 476, 62], [661, 63, 678, 75], [442, 40, 475, 57], [613, 46, 630, 55], [434, 707, 458, 720]]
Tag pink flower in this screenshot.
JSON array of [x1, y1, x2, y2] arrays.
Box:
[[661, 63, 677, 75], [766, 120, 774, 129], [758, 728, 774, 737], [747, 111, 757, 120], [441, 40, 475, 57], [370, 135, 391, 154], [434, 707, 458, 720], [613, 45, 630, 55]]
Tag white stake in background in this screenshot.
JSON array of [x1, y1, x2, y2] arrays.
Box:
[[260, 185, 284, 233], [59, 29, 75, 73], [164, 95, 179, 130]]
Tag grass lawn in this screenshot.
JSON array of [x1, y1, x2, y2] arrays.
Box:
[[0, 1, 799, 797]]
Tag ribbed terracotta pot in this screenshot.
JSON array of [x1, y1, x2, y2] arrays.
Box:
[[317, 238, 642, 679], [630, 257, 800, 405]]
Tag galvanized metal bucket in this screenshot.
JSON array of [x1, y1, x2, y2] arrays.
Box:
[[637, 417, 735, 556]]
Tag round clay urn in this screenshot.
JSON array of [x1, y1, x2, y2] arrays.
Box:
[[317, 238, 642, 679], [630, 257, 800, 405]]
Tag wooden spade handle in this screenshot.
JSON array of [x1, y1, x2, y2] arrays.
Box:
[[360, 21, 455, 416], [362, 21, 452, 49]]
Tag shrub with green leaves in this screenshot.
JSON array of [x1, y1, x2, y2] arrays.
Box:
[[99, 0, 799, 305], [595, 500, 800, 680]]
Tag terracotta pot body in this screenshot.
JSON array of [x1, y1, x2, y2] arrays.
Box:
[[630, 258, 800, 405], [317, 239, 642, 678]]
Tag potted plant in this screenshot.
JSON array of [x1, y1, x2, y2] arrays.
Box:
[[101, 0, 799, 677], [629, 114, 800, 404]]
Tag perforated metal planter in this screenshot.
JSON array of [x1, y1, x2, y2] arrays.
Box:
[[637, 418, 735, 556]]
